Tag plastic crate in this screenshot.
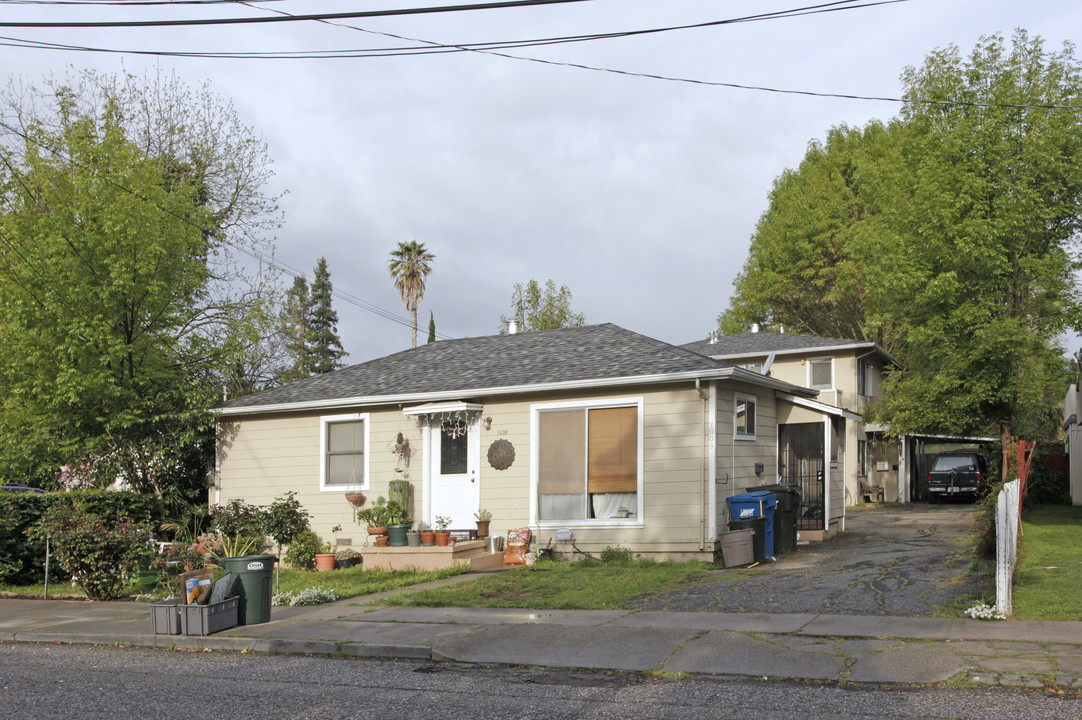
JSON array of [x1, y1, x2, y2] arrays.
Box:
[[149, 597, 184, 635], [179, 596, 239, 636]]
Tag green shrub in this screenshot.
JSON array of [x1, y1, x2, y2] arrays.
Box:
[[211, 498, 266, 556], [33, 501, 152, 600], [599, 545, 635, 564], [284, 528, 323, 570], [0, 490, 161, 585]]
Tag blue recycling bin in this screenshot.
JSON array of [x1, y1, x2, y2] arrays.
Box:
[[727, 491, 778, 558]]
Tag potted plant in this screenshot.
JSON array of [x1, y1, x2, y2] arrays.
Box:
[[384, 500, 412, 547], [419, 522, 435, 546], [314, 539, 336, 571], [474, 509, 492, 538], [406, 527, 421, 547], [434, 515, 452, 546], [356, 496, 390, 536], [393, 432, 410, 457]]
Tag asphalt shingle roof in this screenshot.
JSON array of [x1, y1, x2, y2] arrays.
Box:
[[221, 324, 734, 411]]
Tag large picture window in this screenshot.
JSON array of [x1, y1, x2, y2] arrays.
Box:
[[534, 399, 642, 524], [320, 413, 369, 491]]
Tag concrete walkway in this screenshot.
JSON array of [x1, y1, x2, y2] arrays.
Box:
[[2, 588, 1080, 692]]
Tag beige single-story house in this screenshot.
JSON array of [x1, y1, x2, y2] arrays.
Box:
[[214, 324, 847, 560]]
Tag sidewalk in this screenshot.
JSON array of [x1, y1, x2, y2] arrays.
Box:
[[1, 580, 1080, 692]]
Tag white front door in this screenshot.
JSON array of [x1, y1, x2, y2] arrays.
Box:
[[429, 418, 480, 530]]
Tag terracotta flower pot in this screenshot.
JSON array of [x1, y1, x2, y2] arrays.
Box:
[[374, 535, 389, 547], [434, 531, 451, 546], [367, 525, 387, 536], [315, 553, 336, 572], [420, 531, 435, 545], [475, 520, 490, 538]]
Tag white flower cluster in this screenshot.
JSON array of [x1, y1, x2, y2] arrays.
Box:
[[272, 586, 339, 606], [963, 603, 1006, 620]]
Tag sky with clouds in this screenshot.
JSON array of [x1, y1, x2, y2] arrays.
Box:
[[2, 0, 1080, 364]]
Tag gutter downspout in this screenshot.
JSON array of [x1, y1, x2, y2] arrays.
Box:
[[697, 379, 709, 551], [824, 415, 832, 536]]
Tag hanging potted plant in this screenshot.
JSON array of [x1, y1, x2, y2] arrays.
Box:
[[345, 490, 366, 506], [393, 432, 410, 458]]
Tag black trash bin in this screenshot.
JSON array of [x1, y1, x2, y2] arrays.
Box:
[[728, 516, 766, 563], [749, 483, 801, 555], [220, 554, 276, 626]]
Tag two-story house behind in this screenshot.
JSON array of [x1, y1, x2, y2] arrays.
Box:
[[684, 329, 903, 528]]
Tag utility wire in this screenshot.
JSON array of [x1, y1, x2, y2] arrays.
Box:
[[0, 0, 882, 59], [0, 0, 594, 27], [241, 0, 1082, 112]]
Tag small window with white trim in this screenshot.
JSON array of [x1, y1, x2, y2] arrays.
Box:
[[320, 413, 369, 491], [809, 357, 833, 389], [735, 394, 757, 440]]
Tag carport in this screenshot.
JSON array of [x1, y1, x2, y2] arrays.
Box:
[[898, 434, 996, 502]]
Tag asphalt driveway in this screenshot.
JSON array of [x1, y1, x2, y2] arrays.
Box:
[[628, 503, 987, 617]]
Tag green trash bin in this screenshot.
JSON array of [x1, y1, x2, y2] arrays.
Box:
[[220, 554, 276, 626], [728, 517, 766, 563], [749, 483, 801, 555]]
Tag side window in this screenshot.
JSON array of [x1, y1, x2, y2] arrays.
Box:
[[321, 413, 369, 491], [809, 358, 833, 389], [735, 393, 757, 440]]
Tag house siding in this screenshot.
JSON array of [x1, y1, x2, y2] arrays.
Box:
[[715, 381, 778, 529], [217, 382, 717, 561]]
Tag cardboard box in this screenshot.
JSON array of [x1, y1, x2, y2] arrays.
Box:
[[179, 596, 239, 636], [149, 597, 184, 635]]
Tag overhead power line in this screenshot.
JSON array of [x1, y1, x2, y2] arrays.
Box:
[[0, 0, 593, 27], [0, 0, 885, 59]]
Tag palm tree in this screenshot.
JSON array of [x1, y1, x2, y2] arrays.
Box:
[[388, 240, 435, 348]]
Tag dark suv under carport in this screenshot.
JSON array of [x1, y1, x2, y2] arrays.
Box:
[[927, 450, 988, 503]]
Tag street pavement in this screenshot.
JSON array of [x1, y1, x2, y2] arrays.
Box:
[[1, 503, 1078, 692]]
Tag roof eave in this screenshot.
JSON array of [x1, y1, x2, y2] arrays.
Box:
[[708, 342, 902, 368], [217, 367, 753, 417]]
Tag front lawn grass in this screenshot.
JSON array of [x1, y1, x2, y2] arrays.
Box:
[[378, 556, 713, 609], [1, 564, 469, 602], [274, 563, 467, 600], [1011, 504, 1082, 621]]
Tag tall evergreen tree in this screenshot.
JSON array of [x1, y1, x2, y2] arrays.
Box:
[[307, 258, 346, 374], [279, 276, 311, 382], [427, 311, 437, 344]]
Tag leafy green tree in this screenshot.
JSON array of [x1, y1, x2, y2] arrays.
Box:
[[0, 71, 283, 508], [720, 31, 1082, 474], [718, 122, 902, 350], [388, 240, 435, 348], [307, 258, 346, 374], [0, 100, 216, 501], [499, 279, 586, 333], [865, 31, 1082, 468]]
